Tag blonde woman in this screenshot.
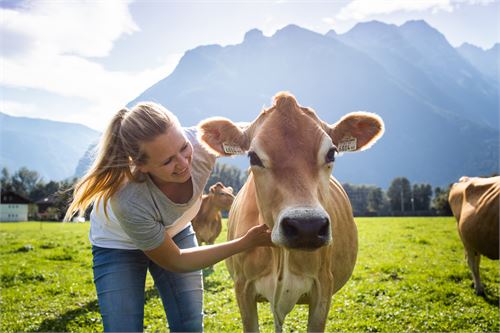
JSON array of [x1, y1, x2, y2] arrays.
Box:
[[65, 103, 272, 332]]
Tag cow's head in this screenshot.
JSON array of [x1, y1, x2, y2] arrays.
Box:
[[209, 182, 235, 210], [198, 92, 384, 250]]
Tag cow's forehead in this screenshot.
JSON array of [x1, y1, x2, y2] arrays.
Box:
[[252, 100, 328, 165]]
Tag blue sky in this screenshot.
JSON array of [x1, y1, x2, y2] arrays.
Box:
[[1, 0, 498, 131]]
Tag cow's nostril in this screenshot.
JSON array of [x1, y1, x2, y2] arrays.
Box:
[[318, 219, 329, 237], [281, 218, 299, 238]]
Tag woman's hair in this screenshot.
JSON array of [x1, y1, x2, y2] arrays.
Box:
[[64, 102, 179, 221]]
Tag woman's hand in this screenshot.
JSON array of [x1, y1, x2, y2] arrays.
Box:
[[146, 223, 274, 273], [241, 224, 274, 249]]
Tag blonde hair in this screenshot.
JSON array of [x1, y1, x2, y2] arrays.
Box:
[[64, 102, 179, 221]]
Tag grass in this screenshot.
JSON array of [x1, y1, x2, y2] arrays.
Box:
[[0, 218, 498, 332]]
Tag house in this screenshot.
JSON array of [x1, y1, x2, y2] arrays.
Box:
[[36, 194, 60, 221], [36, 193, 85, 222], [0, 190, 32, 222]]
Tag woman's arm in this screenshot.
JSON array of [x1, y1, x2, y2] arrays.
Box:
[[144, 224, 272, 272]]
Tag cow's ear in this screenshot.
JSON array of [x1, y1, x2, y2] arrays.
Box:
[[327, 112, 384, 152], [227, 186, 234, 194], [209, 184, 217, 193], [197, 117, 250, 156]]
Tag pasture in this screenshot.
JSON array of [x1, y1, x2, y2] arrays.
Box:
[[0, 217, 498, 332]]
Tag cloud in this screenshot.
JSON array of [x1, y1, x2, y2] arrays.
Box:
[[1, 0, 138, 57], [1, 51, 182, 130], [0, 0, 180, 125], [322, 17, 336, 25], [1, 100, 41, 118], [337, 0, 452, 20], [2, 51, 181, 105], [336, 0, 495, 21]]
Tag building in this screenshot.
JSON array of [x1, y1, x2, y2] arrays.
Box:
[[36, 194, 60, 221], [0, 190, 32, 222]]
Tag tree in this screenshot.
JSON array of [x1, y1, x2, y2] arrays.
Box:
[[11, 167, 41, 198], [387, 177, 412, 213], [1, 167, 13, 191], [343, 183, 365, 215], [412, 184, 433, 211], [432, 186, 452, 216], [205, 163, 246, 194], [343, 184, 387, 216], [30, 180, 60, 202], [49, 178, 78, 220], [367, 187, 385, 214]]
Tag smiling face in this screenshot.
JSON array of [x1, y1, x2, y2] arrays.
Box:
[[137, 124, 193, 185]]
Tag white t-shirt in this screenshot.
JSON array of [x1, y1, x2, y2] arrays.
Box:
[[89, 127, 216, 250]]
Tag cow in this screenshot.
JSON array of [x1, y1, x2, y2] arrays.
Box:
[[192, 182, 235, 245], [448, 176, 500, 295], [198, 92, 384, 332]]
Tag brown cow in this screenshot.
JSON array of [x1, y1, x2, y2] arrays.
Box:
[[198, 92, 384, 332], [192, 182, 235, 245], [448, 176, 499, 295]]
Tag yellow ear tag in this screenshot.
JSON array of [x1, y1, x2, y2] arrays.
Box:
[[222, 143, 244, 155], [338, 136, 357, 152]]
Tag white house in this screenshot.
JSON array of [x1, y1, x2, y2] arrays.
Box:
[[1, 191, 31, 222]]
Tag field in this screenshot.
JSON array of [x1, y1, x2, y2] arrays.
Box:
[[0, 217, 498, 332]]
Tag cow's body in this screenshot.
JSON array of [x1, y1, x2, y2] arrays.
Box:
[[192, 182, 234, 245], [198, 92, 384, 332], [226, 174, 357, 332], [448, 176, 500, 295]]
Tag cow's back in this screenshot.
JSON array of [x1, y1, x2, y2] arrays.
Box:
[[449, 176, 500, 260]]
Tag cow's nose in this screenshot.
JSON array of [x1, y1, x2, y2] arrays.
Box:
[[280, 216, 330, 250]]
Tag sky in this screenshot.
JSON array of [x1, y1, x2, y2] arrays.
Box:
[[1, 0, 499, 131]]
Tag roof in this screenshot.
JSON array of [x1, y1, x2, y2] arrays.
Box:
[[36, 194, 58, 205], [1, 190, 32, 204]]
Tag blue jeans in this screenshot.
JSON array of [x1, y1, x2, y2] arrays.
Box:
[[92, 225, 203, 332]]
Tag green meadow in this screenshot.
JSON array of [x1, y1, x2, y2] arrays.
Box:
[[0, 217, 498, 332]]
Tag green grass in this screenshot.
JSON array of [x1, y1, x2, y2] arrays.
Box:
[[0, 218, 498, 332]]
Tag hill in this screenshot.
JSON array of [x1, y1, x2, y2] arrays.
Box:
[[0, 112, 100, 181]]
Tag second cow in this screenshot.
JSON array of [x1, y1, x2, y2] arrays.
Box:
[[192, 182, 235, 245]]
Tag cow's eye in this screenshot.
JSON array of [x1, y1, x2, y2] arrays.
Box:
[[248, 151, 264, 167], [326, 147, 337, 163]]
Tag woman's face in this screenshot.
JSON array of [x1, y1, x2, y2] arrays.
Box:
[[138, 125, 193, 185]]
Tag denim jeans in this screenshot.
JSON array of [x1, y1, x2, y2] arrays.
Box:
[[92, 224, 203, 332]]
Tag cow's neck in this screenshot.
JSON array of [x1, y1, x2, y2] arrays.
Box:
[[203, 195, 221, 217]]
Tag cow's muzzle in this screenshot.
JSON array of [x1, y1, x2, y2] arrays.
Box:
[[274, 207, 332, 250]]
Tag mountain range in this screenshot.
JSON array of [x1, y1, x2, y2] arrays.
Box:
[[2, 20, 498, 187], [0, 112, 100, 181], [128, 20, 498, 187], [457, 42, 499, 81]]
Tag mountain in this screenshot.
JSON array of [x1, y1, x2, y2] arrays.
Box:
[[0, 112, 100, 181], [127, 21, 498, 187], [74, 143, 97, 178], [457, 42, 499, 81], [333, 20, 498, 128]]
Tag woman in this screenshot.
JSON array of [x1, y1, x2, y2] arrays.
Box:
[[65, 102, 272, 332]]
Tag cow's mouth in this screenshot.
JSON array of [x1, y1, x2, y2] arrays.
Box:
[[282, 235, 330, 251]]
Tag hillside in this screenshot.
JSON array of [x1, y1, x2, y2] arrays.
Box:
[[0, 112, 100, 180]]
